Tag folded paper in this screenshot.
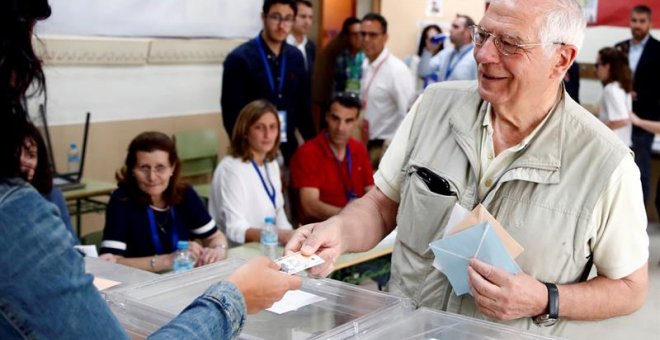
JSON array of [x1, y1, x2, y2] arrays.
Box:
[[447, 204, 524, 259], [430, 222, 521, 295]]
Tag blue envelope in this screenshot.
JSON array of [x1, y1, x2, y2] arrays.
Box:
[[429, 222, 521, 295]]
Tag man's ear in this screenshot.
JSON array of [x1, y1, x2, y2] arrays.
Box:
[[553, 44, 577, 79]]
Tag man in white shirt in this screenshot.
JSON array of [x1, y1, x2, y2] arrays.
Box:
[[287, 0, 315, 72], [434, 14, 478, 82], [359, 13, 415, 169]]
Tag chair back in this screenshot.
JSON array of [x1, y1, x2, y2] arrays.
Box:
[[81, 230, 104, 251], [174, 129, 219, 179]]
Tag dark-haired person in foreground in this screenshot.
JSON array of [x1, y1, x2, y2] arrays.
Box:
[[0, 1, 300, 339]]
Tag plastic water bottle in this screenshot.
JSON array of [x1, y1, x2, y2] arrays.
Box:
[[67, 143, 80, 173], [172, 241, 195, 273], [260, 216, 278, 259], [430, 33, 447, 44]]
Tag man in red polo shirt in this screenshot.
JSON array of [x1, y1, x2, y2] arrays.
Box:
[[290, 93, 374, 224]]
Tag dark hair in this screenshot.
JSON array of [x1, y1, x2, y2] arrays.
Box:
[[456, 14, 476, 29], [295, 0, 312, 10], [329, 92, 362, 117], [116, 131, 187, 206], [22, 122, 53, 194], [263, 0, 297, 16], [362, 13, 388, 33], [0, 0, 51, 179], [341, 17, 361, 36], [598, 47, 633, 93], [632, 5, 652, 18], [417, 24, 443, 57], [229, 99, 281, 163]]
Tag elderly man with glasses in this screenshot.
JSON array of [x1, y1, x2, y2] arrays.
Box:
[[285, 0, 649, 337], [221, 0, 315, 164]]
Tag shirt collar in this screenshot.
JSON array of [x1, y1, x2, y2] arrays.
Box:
[[287, 34, 307, 48], [366, 48, 389, 67], [632, 34, 650, 48]]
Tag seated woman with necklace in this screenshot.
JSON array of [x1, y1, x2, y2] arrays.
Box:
[[100, 131, 228, 272], [209, 99, 293, 245]]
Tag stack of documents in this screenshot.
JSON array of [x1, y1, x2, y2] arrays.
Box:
[[429, 204, 523, 295]]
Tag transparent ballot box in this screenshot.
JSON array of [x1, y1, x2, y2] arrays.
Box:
[[350, 307, 557, 340], [105, 258, 410, 339]]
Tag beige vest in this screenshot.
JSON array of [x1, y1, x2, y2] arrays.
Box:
[[389, 81, 630, 335]]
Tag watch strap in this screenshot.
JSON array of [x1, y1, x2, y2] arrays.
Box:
[[545, 282, 559, 319]]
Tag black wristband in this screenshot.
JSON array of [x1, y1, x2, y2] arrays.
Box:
[[545, 282, 559, 319]]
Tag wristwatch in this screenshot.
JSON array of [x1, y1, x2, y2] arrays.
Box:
[[533, 282, 559, 327]]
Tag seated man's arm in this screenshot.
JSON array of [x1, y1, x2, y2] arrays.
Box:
[[299, 187, 342, 221]]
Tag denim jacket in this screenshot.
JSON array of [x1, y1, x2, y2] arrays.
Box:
[[0, 178, 245, 339]]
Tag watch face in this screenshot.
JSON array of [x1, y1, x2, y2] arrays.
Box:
[[533, 314, 558, 327]]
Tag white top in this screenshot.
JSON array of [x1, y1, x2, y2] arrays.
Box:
[[209, 156, 292, 244], [435, 44, 477, 81], [375, 95, 647, 280], [287, 34, 308, 69], [599, 81, 632, 147], [361, 48, 415, 140]]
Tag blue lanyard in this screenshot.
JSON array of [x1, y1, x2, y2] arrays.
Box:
[[251, 160, 276, 210], [444, 45, 474, 80], [256, 34, 286, 104], [325, 133, 356, 201], [147, 207, 178, 255]]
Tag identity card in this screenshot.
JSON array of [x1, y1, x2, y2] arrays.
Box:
[[276, 252, 325, 275]]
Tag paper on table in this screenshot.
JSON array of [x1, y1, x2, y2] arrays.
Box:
[[93, 277, 121, 291], [266, 290, 325, 314], [74, 245, 99, 258], [430, 222, 521, 295], [448, 204, 524, 258]]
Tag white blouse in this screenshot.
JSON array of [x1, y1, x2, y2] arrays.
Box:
[[599, 81, 632, 147], [209, 156, 292, 244]]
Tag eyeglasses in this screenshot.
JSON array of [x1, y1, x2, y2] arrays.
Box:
[[135, 165, 171, 177], [470, 25, 565, 56], [266, 13, 295, 26], [360, 31, 383, 39]]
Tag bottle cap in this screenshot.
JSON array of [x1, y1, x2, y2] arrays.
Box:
[[177, 240, 189, 250], [70, 143, 77, 149], [264, 216, 276, 224], [430, 33, 447, 44]]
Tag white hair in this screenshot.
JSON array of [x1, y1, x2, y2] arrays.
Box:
[[538, 0, 586, 53], [489, 0, 586, 54]]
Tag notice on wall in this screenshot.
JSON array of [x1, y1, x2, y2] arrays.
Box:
[[36, 0, 262, 39], [426, 0, 444, 17]]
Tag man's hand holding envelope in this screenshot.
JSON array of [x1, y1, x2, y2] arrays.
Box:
[[430, 204, 549, 321]]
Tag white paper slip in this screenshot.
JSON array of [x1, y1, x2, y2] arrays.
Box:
[[93, 277, 121, 291], [74, 245, 98, 258], [276, 252, 325, 275], [266, 290, 325, 314]]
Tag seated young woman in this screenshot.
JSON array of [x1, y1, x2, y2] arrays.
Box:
[[19, 122, 75, 237], [209, 99, 293, 245], [100, 131, 228, 272]]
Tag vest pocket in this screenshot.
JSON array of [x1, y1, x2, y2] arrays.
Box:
[[397, 166, 459, 259]]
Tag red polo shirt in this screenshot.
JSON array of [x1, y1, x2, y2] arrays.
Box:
[[290, 132, 374, 223]]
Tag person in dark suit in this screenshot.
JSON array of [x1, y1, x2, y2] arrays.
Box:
[[222, 0, 315, 164], [615, 4, 660, 206], [287, 0, 316, 73]]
